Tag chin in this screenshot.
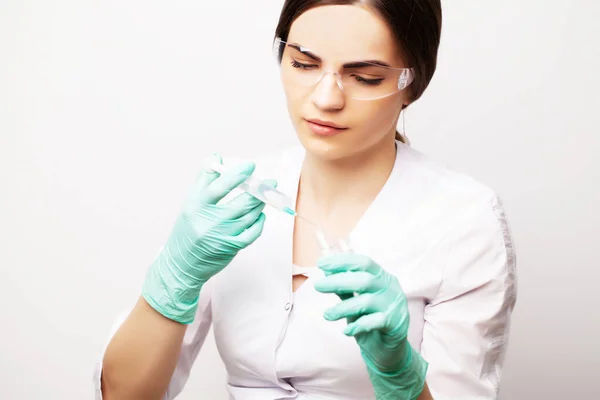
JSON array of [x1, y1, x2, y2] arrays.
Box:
[[296, 129, 357, 161]]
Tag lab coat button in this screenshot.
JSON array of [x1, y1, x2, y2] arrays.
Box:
[[284, 302, 292, 311]]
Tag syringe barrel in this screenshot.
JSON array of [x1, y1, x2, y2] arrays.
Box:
[[207, 159, 295, 214]]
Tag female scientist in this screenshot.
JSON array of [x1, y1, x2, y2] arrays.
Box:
[[95, 1, 517, 399]]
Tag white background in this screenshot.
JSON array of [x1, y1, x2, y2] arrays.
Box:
[[1, 1, 599, 399]]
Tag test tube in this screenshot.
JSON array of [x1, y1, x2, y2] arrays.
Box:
[[315, 230, 355, 300], [315, 230, 353, 255]]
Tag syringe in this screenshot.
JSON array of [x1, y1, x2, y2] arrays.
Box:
[[208, 160, 297, 217]]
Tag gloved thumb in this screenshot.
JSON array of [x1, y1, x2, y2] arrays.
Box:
[[183, 153, 223, 212], [200, 153, 224, 187]]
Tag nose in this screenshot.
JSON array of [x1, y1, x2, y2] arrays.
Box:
[[310, 72, 345, 111]]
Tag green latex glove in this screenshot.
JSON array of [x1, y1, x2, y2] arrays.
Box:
[[314, 253, 428, 400], [142, 155, 274, 324]]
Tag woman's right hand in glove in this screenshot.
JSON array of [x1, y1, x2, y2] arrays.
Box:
[[142, 154, 273, 324]]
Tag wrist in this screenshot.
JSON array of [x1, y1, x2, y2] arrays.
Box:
[[365, 344, 428, 400], [141, 252, 204, 325], [362, 334, 411, 375]]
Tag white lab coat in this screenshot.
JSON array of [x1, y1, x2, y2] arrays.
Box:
[[94, 142, 517, 399]]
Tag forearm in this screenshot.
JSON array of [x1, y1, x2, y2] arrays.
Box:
[[370, 378, 432, 400], [101, 296, 187, 400], [417, 383, 434, 400], [369, 374, 431, 400], [366, 342, 430, 400]]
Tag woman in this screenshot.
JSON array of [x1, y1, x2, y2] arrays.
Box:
[[95, 1, 517, 399]]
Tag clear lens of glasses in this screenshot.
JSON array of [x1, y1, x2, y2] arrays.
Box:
[[273, 37, 414, 101]]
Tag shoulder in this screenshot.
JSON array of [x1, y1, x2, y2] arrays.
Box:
[[394, 143, 509, 235], [398, 143, 498, 201], [382, 143, 516, 283], [397, 143, 516, 291]]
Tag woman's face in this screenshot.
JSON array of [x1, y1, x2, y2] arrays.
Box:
[[280, 5, 410, 161]]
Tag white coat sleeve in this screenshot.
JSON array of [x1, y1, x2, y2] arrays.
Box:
[[93, 279, 214, 400], [420, 195, 517, 400]]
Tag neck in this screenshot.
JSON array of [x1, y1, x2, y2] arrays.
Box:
[[299, 135, 397, 217]]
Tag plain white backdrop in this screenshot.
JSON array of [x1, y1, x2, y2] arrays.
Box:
[[1, 0, 599, 398]]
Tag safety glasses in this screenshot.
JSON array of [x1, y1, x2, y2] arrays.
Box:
[[273, 37, 414, 101]]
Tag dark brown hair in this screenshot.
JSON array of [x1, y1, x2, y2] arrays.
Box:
[[274, 0, 442, 143]]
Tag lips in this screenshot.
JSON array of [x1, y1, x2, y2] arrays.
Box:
[[304, 118, 348, 136], [306, 119, 346, 129]]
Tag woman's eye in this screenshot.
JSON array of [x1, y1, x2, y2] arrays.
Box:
[[353, 75, 384, 86], [291, 60, 317, 70]]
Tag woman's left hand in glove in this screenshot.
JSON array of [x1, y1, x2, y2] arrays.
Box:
[[314, 253, 428, 400]]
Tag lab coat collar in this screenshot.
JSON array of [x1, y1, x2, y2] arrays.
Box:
[[349, 142, 408, 255], [263, 142, 407, 259]]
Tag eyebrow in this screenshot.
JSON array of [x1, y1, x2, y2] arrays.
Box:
[[287, 43, 392, 69]]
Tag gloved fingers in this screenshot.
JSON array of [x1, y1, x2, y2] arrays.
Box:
[[221, 179, 278, 220], [220, 202, 266, 236], [228, 212, 267, 246], [317, 253, 381, 275], [196, 154, 223, 186], [323, 293, 379, 321], [343, 312, 387, 336], [199, 161, 256, 205], [221, 192, 263, 218], [185, 154, 223, 210], [313, 271, 383, 294]]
